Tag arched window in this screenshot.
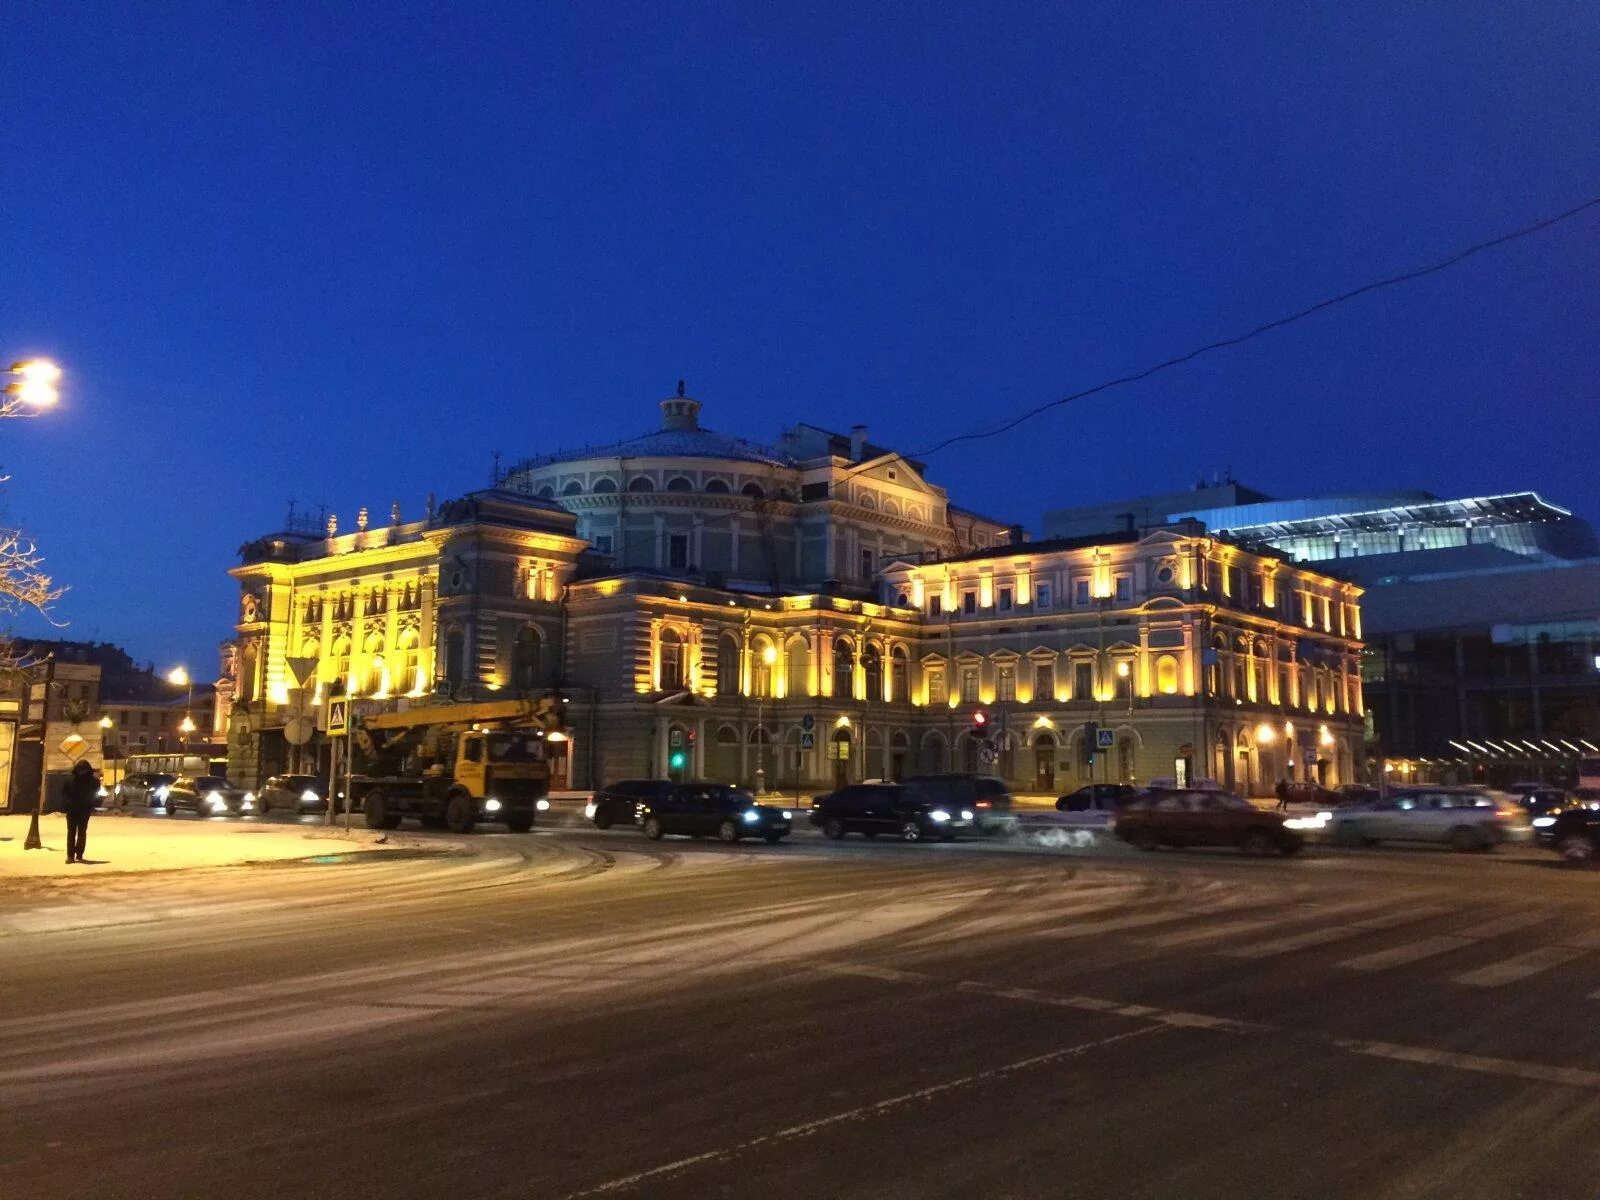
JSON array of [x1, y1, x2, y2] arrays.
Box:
[[1156, 654, 1180, 695], [716, 633, 741, 697], [330, 638, 352, 696], [666, 476, 694, 492], [705, 478, 731, 494], [659, 628, 685, 690], [890, 645, 909, 702], [513, 626, 542, 691], [364, 634, 386, 695], [741, 482, 765, 499], [537, 485, 556, 499], [752, 636, 776, 698], [397, 629, 420, 696], [592, 477, 618, 494], [627, 476, 655, 493], [786, 636, 810, 699], [443, 629, 466, 691], [862, 644, 883, 703], [833, 638, 855, 699], [562, 480, 583, 496]]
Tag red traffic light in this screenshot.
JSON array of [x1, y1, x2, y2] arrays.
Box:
[[972, 709, 989, 727]]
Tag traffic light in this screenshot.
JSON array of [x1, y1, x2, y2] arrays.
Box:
[[971, 708, 990, 733], [1083, 721, 1098, 765], [669, 750, 687, 771]]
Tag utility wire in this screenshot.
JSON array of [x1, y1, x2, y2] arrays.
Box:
[[520, 192, 1600, 569]]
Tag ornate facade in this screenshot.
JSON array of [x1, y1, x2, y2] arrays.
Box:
[[225, 390, 1365, 797]]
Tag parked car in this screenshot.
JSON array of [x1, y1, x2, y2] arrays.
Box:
[[638, 784, 792, 843], [585, 779, 676, 829], [114, 772, 175, 809], [1540, 806, 1600, 866], [811, 782, 975, 842], [256, 774, 328, 816], [1332, 783, 1381, 807], [901, 774, 1012, 832], [166, 774, 254, 817], [1326, 786, 1530, 851], [1515, 787, 1572, 817], [1114, 789, 1303, 856], [1056, 784, 1136, 814], [1284, 780, 1340, 807]]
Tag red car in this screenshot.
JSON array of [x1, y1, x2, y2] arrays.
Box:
[[1115, 789, 1303, 856]]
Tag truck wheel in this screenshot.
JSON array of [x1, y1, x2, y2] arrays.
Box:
[[643, 817, 664, 841], [445, 794, 476, 834], [899, 820, 924, 842], [718, 820, 741, 844], [1240, 829, 1275, 856], [593, 812, 613, 830], [364, 792, 388, 830], [505, 812, 534, 833]]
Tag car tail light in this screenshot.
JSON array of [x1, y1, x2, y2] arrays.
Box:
[[976, 800, 992, 809]]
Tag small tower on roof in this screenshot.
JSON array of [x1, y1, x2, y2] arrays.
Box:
[[660, 379, 701, 431]]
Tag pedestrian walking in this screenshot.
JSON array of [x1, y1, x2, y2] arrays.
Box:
[[1274, 777, 1290, 813], [62, 760, 100, 864]]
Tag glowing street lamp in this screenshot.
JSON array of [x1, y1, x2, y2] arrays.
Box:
[[5, 358, 61, 412], [169, 666, 196, 756]]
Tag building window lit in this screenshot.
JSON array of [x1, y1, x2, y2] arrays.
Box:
[[996, 664, 1016, 702], [1156, 655, 1180, 695], [960, 667, 980, 703], [1034, 661, 1055, 699], [926, 669, 947, 705], [660, 628, 685, 691]]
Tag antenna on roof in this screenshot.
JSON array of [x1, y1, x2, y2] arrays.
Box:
[[677, 379, 686, 397]]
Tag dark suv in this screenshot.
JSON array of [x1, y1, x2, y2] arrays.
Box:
[[1056, 784, 1136, 813], [811, 782, 975, 842], [586, 780, 676, 829], [638, 784, 792, 844], [900, 774, 1012, 832], [1540, 805, 1600, 865]]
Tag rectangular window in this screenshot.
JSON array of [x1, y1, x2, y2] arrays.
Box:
[[668, 534, 689, 571], [962, 591, 977, 615], [960, 667, 980, 702], [996, 665, 1016, 702], [927, 670, 946, 704], [861, 548, 875, 578], [1034, 662, 1055, 699], [1073, 661, 1093, 699], [1114, 574, 1132, 602], [1034, 583, 1052, 609], [929, 594, 943, 617], [1074, 579, 1091, 606], [998, 587, 1013, 612], [593, 534, 613, 555]]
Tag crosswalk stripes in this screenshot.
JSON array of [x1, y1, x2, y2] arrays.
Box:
[[1451, 945, 1588, 988], [1032, 898, 1255, 940], [1338, 934, 1477, 972], [1221, 905, 1453, 960], [1139, 897, 1395, 950]]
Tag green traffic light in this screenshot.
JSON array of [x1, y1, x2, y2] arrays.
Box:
[[669, 752, 687, 769]]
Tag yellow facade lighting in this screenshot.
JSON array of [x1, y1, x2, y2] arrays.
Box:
[[1255, 722, 1276, 745]]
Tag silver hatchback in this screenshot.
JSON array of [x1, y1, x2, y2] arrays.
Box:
[[1328, 786, 1531, 851]]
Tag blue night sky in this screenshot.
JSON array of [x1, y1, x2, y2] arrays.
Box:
[[4, 1, 1598, 675]]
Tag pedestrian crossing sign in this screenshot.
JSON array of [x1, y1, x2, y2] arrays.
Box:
[[327, 699, 349, 736]]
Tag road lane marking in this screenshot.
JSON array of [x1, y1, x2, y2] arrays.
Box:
[[1221, 905, 1451, 959], [1457, 911, 1547, 939], [955, 980, 1268, 1034], [1334, 1039, 1600, 1089], [1139, 898, 1394, 950], [557, 1024, 1164, 1198], [1451, 945, 1588, 987], [1338, 935, 1477, 972]]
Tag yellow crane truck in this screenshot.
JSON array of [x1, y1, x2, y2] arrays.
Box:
[[350, 698, 561, 833]]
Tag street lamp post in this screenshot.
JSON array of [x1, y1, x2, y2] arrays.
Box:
[[168, 667, 194, 761], [755, 644, 777, 794]]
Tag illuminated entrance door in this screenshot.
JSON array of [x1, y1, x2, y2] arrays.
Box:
[[831, 728, 851, 787], [1033, 733, 1057, 791]]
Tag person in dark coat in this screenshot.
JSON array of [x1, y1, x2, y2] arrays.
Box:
[[62, 760, 101, 864], [1274, 777, 1290, 813]]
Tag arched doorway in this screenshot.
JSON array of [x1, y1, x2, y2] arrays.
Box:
[[919, 730, 948, 774], [712, 724, 740, 782], [1032, 731, 1058, 792], [1234, 730, 1256, 795], [830, 726, 853, 787], [890, 730, 910, 781]]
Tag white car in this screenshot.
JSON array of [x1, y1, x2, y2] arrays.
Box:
[[1328, 786, 1531, 851]]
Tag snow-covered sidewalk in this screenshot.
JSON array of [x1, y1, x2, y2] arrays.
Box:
[[0, 813, 410, 881]]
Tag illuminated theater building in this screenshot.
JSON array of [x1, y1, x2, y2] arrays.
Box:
[[226, 389, 1363, 796]]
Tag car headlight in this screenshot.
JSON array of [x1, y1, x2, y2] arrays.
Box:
[[584, 802, 598, 820], [1533, 816, 1556, 828], [207, 792, 226, 810], [742, 810, 761, 824], [536, 798, 550, 811], [960, 809, 974, 820], [484, 798, 503, 813], [241, 794, 255, 811], [929, 809, 951, 823], [301, 789, 320, 805], [97, 786, 109, 799], [155, 786, 170, 801], [782, 810, 793, 819]]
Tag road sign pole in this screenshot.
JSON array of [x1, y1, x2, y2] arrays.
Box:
[[23, 653, 56, 851]]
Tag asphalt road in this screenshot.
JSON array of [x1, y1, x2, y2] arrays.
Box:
[[4, 822, 1600, 1200]]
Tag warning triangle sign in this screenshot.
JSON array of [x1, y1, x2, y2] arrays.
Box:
[[327, 699, 348, 735]]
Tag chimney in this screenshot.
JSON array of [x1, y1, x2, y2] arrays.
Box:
[[1007, 524, 1027, 545], [850, 424, 868, 461]]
